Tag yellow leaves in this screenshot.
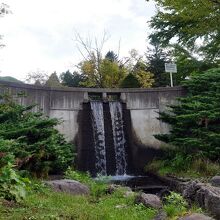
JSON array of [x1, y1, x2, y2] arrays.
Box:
[[136, 70, 155, 88]]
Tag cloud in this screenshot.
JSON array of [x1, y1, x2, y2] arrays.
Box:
[[0, 0, 155, 80]]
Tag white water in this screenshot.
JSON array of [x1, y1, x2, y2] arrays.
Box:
[[90, 101, 107, 176], [109, 101, 127, 175]]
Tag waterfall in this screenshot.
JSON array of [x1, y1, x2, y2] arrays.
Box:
[[90, 101, 107, 176], [109, 101, 127, 175]]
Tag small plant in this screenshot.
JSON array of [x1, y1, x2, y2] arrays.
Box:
[[163, 192, 188, 218], [65, 167, 91, 184], [65, 168, 108, 198], [0, 163, 30, 202]]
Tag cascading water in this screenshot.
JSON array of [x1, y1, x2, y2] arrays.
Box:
[[90, 101, 107, 176], [109, 101, 127, 175]]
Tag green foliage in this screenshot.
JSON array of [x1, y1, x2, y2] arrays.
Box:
[[146, 152, 220, 178], [0, 163, 30, 202], [65, 168, 108, 198], [60, 70, 85, 87], [105, 51, 118, 63], [45, 72, 62, 87], [146, 36, 170, 87], [120, 73, 141, 88], [65, 168, 92, 185], [0, 185, 157, 220], [148, 0, 220, 61], [155, 68, 220, 160], [79, 57, 127, 88], [0, 94, 73, 176], [163, 192, 187, 219], [132, 61, 155, 88]]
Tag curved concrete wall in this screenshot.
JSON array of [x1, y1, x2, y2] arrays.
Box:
[[0, 80, 186, 149]]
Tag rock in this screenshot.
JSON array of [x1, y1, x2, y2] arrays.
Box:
[[204, 187, 220, 220], [45, 179, 90, 195], [106, 184, 132, 194], [154, 210, 167, 220], [183, 181, 220, 219], [106, 184, 119, 194], [135, 193, 162, 209], [124, 191, 135, 197], [210, 176, 220, 187], [115, 204, 127, 209], [178, 213, 214, 220]]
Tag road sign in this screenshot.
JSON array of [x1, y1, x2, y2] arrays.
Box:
[[165, 63, 177, 87], [165, 63, 177, 73]]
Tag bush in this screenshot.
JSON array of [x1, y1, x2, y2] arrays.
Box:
[[146, 153, 220, 178], [0, 163, 30, 202], [155, 68, 220, 160], [65, 168, 108, 198], [0, 93, 74, 177], [163, 192, 187, 218]]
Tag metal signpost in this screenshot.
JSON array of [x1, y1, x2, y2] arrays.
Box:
[[165, 63, 177, 87]]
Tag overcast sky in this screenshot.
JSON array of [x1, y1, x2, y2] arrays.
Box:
[[0, 0, 156, 80]]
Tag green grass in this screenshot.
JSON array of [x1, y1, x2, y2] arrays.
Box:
[[0, 169, 205, 220], [146, 157, 220, 180], [0, 187, 157, 220]]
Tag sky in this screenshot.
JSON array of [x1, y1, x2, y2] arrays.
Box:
[[0, 0, 156, 81]]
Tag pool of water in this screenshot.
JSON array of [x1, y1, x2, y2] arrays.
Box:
[[95, 174, 169, 194]]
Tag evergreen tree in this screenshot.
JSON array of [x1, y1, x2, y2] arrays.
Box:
[[155, 68, 220, 160], [105, 51, 118, 63], [146, 36, 170, 87], [60, 70, 85, 87], [120, 73, 140, 88], [45, 72, 62, 87], [0, 94, 73, 176]]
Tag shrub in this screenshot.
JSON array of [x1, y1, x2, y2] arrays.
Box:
[[65, 168, 107, 198], [0, 163, 30, 202], [163, 192, 187, 218], [155, 68, 220, 160], [0, 93, 74, 177]]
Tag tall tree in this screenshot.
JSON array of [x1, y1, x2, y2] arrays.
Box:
[[155, 68, 220, 160], [120, 73, 141, 88], [146, 36, 170, 87], [45, 72, 62, 87], [148, 0, 220, 61], [60, 70, 85, 87], [170, 44, 218, 85], [132, 61, 155, 88], [25, 69, 49, 85], [105, 51, 118, 63], [74, 31, 109, 87]]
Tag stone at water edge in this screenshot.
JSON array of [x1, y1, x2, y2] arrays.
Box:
[[135, 193, 162, 209], [183, 181, 220, 219], [210, 176, 220, 187], [45, 179, 90, 195], [106, 184, 132, 194], [178, 213, 214, 220]]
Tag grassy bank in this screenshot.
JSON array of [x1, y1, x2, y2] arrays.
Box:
[[145, 157, 220, 180], [0, 171, 204, 220], [0, 186, 157, 220]]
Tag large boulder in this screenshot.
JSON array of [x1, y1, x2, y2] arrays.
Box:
[[135, 193, 162, 209], [210, 176, 220, 187], [45, 179, 90, 195], [178, 213, 214, 220], [183, 181, 220, 219]]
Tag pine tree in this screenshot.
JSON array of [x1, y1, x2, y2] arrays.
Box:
[[155, 68, 220, 160]]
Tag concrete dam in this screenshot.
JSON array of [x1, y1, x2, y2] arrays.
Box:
[[0, 81, 186, 175]]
